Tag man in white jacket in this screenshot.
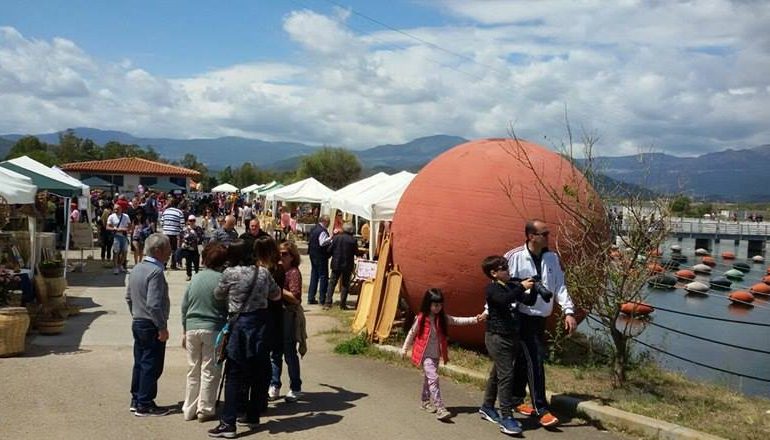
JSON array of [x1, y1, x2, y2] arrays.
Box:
[[505, 219, 577, 427]]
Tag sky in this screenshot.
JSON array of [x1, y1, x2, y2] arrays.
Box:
[[1, 0, 768, 156]]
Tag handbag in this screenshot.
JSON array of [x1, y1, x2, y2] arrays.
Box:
[[215, 269, 259, 364]]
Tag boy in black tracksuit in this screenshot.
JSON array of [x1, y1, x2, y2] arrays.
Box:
[[478, 255, 538, 435]]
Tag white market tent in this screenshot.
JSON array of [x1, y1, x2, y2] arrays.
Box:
[[326, 171, 415, 258], [240, 183, 262, 194], [256, 181, 282, 195], [264, 177, 334, 204], [324, 172, 390, 215], [0, 166, 37, 204], [211, 183, 239, 193]]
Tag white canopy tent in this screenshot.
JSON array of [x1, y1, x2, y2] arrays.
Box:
[[327, 171, 415, 258], [0, 167, 39, 277], [264, 177, 334, 204], [0, 166, 37, 204], [324, 172, 390, 215], [240, 183, 262, 193], [1, 156, 90, 277], [211, 183, 239, 193]]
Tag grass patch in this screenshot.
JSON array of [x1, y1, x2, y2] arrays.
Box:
[[327, 313, 770, 439], [334, 333, 371, 355]]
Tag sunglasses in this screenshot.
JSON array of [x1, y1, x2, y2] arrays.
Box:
[[495, 265, 509, 271]]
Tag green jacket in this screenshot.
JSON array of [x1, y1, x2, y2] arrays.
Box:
[[181, 269, 227, 332]]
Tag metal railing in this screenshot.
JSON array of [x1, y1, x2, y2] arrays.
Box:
[[668, 219, 770, 237]]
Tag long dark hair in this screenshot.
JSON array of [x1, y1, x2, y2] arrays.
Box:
[[254, 235, 285, 287], [418, 288, 447, 337]]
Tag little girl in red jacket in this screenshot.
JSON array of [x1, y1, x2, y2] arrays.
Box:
[[401, 288, 484, 421]]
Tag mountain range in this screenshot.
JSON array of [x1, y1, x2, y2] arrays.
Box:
[[1, 128, 768, 201]]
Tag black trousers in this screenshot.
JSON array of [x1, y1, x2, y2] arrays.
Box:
[[326, 268, 352, 306], [179, 249, 199, 277], [511, 315, 549, 414], [483, 332, 519, 417]]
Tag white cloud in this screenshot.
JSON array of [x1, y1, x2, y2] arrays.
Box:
[[0, 1, 769, 157]]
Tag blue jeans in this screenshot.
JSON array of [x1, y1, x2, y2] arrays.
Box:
[[270, 310, 302, 392], [512, 315, 548, 414], [307, 255, 329, 303], [130, 319, 166, 409]]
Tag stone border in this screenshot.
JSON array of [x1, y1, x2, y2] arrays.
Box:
[[374, 344, 724, 440]]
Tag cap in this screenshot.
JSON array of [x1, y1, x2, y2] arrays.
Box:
[[188, 215, 196, 220]]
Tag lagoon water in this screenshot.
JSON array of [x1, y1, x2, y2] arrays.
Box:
[[581, 238, 770, 398]]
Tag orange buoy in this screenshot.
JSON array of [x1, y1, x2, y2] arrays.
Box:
[[729, 291, 754, 305], [750, 283, 770, 296], [701, 256, 716, 267], [721, 251, 736, 260], [675, 269, 696, 281], [620, 302, 654, 316], [647, 263, 664, 274]]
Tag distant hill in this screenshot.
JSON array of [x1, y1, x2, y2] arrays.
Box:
[[1, 128, 318, 169], [588, 145, 770, 201], [3, 127, 768, 201], [0, 137, 13, 159]]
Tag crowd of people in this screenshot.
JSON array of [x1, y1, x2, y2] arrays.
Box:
[[121, 192, 574, 437]]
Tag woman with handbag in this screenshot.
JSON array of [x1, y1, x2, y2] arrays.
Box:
[[181, 242, 228, 422], [207, 240, 296, 438]]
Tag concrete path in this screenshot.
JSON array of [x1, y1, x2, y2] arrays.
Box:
[[0, 257, 623, 440]]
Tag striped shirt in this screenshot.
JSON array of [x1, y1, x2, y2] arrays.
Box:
[[160, 207, 184, 236]]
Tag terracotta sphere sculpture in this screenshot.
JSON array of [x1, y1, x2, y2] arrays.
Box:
[[392, 138, 603, 347]]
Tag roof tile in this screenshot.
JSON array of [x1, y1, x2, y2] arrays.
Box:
[[61, 157, 200, 178]]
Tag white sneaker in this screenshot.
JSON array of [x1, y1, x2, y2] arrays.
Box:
[[285, 390, 302, 402], [268, 385, 280, 401]]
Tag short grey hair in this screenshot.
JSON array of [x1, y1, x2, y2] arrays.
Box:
[[342, 222, 354, 234], [144, 233, 170, 257]]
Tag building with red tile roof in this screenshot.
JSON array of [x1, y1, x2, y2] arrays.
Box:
[[61, 157, 200, 194]]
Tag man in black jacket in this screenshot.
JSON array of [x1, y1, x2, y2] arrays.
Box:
[[307, 215, 331, 305], [239, 218, 269, 265], [324, 222, 358, 310]]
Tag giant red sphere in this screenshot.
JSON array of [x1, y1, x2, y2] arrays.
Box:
[[392, 138, 603, 347]]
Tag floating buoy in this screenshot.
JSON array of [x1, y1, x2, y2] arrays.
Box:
[[685, 281, 709, 295], [648, 274, 676, 289], [670, 244, 682, 253], [733, 262, 751, 273], [620, 302, 654, 316], [647, 263, 664, 274], [750, 283, 770, 296], [695, 248, 710, 256], [709, 277, 732, 290], [675, 269, 696, 281], [721, 251, 736, 260], [725, 269, 745, 280], [762, 275, 770, 285], [660, 259, 680, 271], [693, 264, 712, 274], [729, 290, 754, 306], [670, 254, 688, 263], [751, 255, 764, 263], [701, 256, 716, 267]]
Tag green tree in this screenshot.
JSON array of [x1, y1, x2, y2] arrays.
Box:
[[5, 136, 57, 165], [669, 195, 691, 214], [296, 147, 362, 190], [218, 166, 234, 184]]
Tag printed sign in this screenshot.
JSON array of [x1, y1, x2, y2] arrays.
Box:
[[70, 223, 94, 249]]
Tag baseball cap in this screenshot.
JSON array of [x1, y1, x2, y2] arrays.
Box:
[[188, 215, 196, 220]]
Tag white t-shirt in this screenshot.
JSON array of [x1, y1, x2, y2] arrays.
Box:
[[107, 213, 130, 236]]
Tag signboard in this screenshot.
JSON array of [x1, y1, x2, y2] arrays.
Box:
[[70, 223, 94, 249], [355, 259, 378, 280]]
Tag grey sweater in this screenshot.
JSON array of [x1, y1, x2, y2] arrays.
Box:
[[125, 259, 170, 330]]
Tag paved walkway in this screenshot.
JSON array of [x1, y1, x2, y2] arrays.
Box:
[[0, 256, 622, 440]]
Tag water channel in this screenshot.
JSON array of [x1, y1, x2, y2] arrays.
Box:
[[581, 237, 770, 398]]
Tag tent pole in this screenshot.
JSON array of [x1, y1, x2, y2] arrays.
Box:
[[64, 196, 71, 278], [370, 220, 378, 261]]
